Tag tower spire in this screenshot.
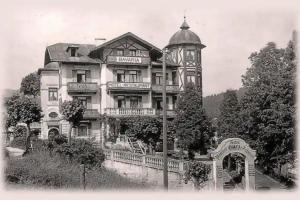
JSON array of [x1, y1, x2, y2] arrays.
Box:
[[180, 15, 190, 30]]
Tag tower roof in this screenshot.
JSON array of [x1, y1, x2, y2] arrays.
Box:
[[167, 17, 205, 48]]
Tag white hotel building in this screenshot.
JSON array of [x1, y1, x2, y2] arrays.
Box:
[[38, 19, 206, 147]]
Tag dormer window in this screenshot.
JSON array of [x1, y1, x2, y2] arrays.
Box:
[[67, 45, 79, 57], [70, 48, 77, 57]]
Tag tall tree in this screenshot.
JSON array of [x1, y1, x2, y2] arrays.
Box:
[[20, 72, 40, 97], [218, 89, 240, 140], [174, 82, 214, 157], [240, 39, 296, 168], [5, 93, 43, 153], [60, 99, 85, 144]]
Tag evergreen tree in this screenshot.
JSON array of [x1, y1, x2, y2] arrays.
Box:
[[218, 89, 240, 140], [174, 82, 214, 157]]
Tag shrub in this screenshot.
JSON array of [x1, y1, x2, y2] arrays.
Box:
[[54, 139, 105, 168], [13, 126, 27, 138], [10, 136, 26, 150], [184, 161, 211, 189]]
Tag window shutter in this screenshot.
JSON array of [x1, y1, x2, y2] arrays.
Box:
[[72, 70, 77, 82], [86, 70, 91, 82]]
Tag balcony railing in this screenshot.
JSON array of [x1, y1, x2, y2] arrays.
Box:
[[83, 109, 100, 119], [105, 108, 156, 116], [152, 84, 180, 93], [107, 82, 151, 91], [67, 82, 98, 93], [107, 56, 150, 65]]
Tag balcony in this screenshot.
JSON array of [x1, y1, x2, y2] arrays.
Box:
[[83, 109, 100, 119], [67, 82, 98, 93], [107, 82, 151, 91], [105, 108, 156, 116], [152, 84, 180, 93], [107, 56, 150, 65]]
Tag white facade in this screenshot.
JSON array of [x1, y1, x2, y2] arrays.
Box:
[[39, 24, 205, 146]]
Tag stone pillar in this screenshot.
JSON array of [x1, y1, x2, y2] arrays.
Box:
[[245, 158, 256, 190], [213, 160, 223, 191]]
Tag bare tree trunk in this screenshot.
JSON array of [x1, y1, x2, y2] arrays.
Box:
[[68, 122, 73, 144]]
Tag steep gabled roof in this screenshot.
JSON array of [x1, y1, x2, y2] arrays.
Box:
[[45, 43, 100, 65], [90, 32, 162, 58]]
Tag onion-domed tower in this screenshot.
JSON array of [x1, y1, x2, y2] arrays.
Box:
[[166, 17, 206, 104]]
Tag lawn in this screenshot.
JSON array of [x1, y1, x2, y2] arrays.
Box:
[[4, 150, 149, 191]]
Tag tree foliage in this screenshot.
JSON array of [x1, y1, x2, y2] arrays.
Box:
[[184, 161, 211, 190], [5, 93, 43, 152], [240, 40, 296, 167], [60, 99, 85, 143], [174, 83, 214, 156], [121, 116, 162, 147], [218, 89, 241, 140], [20, 72, 40, 97]]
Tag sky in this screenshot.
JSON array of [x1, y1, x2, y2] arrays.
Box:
[[0, 0, 298, 96]]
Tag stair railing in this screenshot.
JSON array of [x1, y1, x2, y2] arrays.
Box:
[[137, 140, 146, 155], [127, 136, 135, 153]]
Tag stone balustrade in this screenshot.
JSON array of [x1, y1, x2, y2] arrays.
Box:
[[104, 149, 186, 173]]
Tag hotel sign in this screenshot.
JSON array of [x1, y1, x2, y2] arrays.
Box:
[[116, 56, 142, 64], [107, 56, 150, 65]]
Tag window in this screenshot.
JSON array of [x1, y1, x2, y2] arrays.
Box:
[[130, 96, 141, 108], [78, 125, 88, 137], [116, 49, 124, 56], [172, 71, 177, 84], [70, 48, 77, 57], [186, 50, 195, 61], [117, 96, 126, 108], [152, 72, 168, 85], [74, 96, 91, 109], [129, 50, 136, 56], [172, 96, 177, 109], [77, 70, 86, 83], [187, 75, 195, 83], [48, 88, 58, 101], [129, 70, 138, 82], [117, 70, 125, 82]]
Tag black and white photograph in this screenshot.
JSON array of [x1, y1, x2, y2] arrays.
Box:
[[0, 0, 298, 198]]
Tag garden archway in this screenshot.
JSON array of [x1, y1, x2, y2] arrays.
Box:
[[211, 138, 256, 191], [48, 128, 59, 140]]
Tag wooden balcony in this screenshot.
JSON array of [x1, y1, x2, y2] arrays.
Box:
[[67, 82, 98, 93], [105, 108, 156, 116], [83, 109, 100, 120], [107, 82, 151, 91], [107, 56, 150, 65], [152, 84, 180, 93]]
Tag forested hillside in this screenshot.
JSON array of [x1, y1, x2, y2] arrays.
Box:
[[203, 87, 246, 118]]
